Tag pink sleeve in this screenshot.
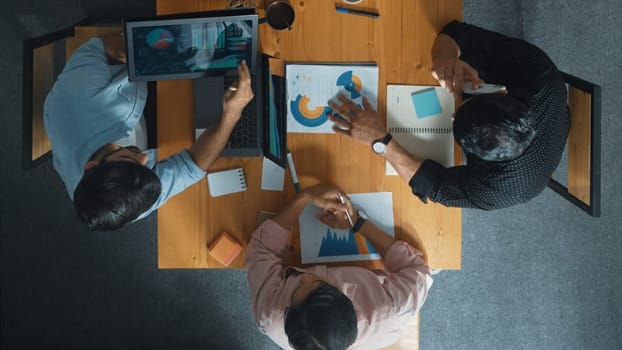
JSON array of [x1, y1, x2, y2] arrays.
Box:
[[245, 220, 291, 323], [381, 241, 434, 313]]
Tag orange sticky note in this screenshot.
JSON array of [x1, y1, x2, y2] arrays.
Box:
[[208, 232, 242, 266]]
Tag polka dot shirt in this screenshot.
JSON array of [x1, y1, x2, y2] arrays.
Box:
[[409, 21, 570, 210]]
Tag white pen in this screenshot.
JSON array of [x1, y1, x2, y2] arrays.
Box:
[[337, 192, 354, 227], [286, 151, 301, 193]]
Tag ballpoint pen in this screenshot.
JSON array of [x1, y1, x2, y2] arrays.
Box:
[[335, 6, 380, 18], [337, 192, 354, 227], [286, 151, 301, 193]]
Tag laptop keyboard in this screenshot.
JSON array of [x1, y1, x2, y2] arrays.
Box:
[[224, 75, 258, 149]]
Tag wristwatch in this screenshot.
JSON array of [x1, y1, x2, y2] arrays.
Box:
[[372, 133, 393, 155], [351, 209, 368, 232]]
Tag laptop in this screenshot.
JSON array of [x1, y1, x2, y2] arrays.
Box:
[[123, 8, 287, 168]]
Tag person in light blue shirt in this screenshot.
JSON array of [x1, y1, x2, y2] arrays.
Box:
[[44, 34, 254, 231]]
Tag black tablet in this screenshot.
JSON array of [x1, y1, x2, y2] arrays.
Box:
[[124, 9, 258, 81]]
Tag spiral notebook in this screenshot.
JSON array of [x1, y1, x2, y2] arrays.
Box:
[[386, 85, 455, 175], [207, 168, 248, 197]]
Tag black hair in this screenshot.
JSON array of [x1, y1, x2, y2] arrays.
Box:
[[453, 94, 536, 161], [284, 283, 358, 350], [73, 161, 162, 231]]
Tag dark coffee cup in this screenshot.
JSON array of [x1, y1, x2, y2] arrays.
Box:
[[260, 0, 295, 30]]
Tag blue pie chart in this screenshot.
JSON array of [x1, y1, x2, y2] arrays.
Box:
[[146, 28, 174, 49]]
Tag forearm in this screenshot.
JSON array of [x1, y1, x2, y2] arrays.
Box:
[[100, 34, 126, 64], [188, 113, 238, 171], [431, 33, 461, 66], [273, 193, 311, 230], [356, 220, 396, 257], [383, 140, 424, 184]]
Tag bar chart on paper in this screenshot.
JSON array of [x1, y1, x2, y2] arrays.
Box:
[[317, 227, 378, 256], [299, 192, 394, 264]]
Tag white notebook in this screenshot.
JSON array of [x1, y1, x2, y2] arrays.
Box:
[[207, 168, 248, 197], [386, 85, 455, 175]]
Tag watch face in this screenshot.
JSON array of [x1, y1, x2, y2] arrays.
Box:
[[372, 141, 387, 154], [357, 209, 368, 220]]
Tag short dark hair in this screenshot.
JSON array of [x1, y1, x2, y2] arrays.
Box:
[[73, 161, 162, 231], [284, 283, 358, 350], [453, 94, 536, 161]]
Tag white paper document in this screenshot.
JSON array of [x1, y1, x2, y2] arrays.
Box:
[[260, 157, 285, 191], [286, 64, 379, 133], [299, 192, 394, 264]]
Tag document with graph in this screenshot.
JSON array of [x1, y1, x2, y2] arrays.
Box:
[[386, 85, 455, 175], [299, 192, 394, 264], [286, 63, 378, 133]]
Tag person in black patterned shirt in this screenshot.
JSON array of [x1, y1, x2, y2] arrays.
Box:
[[327, 21, 569, 210]]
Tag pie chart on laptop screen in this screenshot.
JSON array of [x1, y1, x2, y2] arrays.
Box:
[[146, 28, 174, 49]]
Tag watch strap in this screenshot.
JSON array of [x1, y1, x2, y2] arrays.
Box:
[[372, 132, 393, 149], [351, 216, 366, 233], [380, 132, 393, 145]]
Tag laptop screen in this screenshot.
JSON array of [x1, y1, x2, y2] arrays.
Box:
[[124, 10, 258, 81], [265, 74, 287, 168]]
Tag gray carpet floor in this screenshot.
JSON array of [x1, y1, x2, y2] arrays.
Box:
[[2, 1, 621, 349]]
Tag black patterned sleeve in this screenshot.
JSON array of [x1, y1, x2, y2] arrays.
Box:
[[441, 21, 557, 101], [409, 160, 490, 209], [440, 21, 512, 72], [409, 159, 530, 210]]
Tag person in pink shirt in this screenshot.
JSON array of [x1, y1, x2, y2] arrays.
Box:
[[246, 184, 433, 350]]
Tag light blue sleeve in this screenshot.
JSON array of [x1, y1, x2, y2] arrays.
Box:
[[135, 150, 206, 221], [60, 38, 113, 95]]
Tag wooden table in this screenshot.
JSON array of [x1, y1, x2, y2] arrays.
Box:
[[156, 0, 463, 270]]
